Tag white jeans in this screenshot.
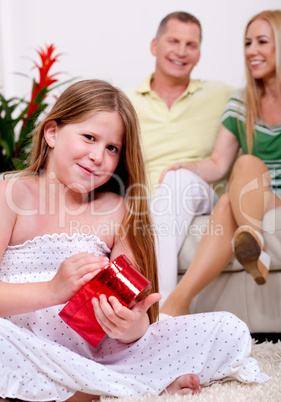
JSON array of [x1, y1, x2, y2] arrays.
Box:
[[150, 169, 218, 305]]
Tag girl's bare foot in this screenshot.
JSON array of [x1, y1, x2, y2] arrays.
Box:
[[160, 374, 201, 395], [66, 392, 100, 401]]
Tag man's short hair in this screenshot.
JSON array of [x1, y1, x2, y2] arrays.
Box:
[[156, 11, 202, 41]]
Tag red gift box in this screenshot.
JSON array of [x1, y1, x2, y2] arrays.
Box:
[[59, 255, 152, 348]]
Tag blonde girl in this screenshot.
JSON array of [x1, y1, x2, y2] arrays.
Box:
[[0, 80, 267, 401]]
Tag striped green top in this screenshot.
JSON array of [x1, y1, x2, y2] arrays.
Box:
[[222, 89, 281, 198]]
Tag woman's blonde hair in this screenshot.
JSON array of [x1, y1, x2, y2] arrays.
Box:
[[24, 79, 159, 322], [244, 9, 281, 152]]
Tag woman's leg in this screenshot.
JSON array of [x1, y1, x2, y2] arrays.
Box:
[[161, 156, 281, 316], [160, 193, 237, 316], [228, 154, 277, 231], [229, 155, 281, 283]]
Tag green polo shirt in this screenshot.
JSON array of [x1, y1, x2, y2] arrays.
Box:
[[126, 75, 234, 195]]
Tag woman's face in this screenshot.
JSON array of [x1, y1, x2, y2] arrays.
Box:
[[245, 18, 276, 81]]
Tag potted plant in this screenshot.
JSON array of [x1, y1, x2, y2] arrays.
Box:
[[0, 44, 73, 173]]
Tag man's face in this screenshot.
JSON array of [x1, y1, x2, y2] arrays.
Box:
[[151, 18, 201, 83]]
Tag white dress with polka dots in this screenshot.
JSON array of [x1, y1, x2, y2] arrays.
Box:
[[0, 234, 268, 401]]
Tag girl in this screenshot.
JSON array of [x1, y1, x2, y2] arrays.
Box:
[[160, 9, 281, 316], [0, 80, 267, 401]]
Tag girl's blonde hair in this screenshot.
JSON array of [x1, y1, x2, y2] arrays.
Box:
[[24, 79, 159, 322], [244, 9, 281, 152]]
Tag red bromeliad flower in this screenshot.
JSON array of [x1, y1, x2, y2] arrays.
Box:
[[25, 44, 61, 119]]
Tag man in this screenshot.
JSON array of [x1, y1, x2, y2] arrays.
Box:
[[126, 12, 235, 305]]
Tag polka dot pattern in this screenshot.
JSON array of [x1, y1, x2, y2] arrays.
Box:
[[0, 234, 269, 400]]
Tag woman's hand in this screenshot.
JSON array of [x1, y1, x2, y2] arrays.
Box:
[[48, 253, 109, 305], [92, 292, 162, 343]]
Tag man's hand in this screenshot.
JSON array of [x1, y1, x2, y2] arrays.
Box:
[[159, 162, 196, 184]]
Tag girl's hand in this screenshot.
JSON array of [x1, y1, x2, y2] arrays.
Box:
[[48, 253, 109, 305], [92, 292, 162, 343]]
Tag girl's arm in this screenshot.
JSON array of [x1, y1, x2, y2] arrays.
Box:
[[159, 125, 240, 184], [0, 253, 109, 317], [0, 180, 108, 317], [0, 180, 51, 316]]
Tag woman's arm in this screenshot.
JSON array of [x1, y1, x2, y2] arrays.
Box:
[[160, 125, 240, 184]]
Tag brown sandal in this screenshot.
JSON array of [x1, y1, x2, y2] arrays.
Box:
[[233, 225, 270, 285]]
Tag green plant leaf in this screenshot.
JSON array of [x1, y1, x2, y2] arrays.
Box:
[[17, 102, 48, 148], [0, 138, 12, 157], [0, 117, 15, 154]]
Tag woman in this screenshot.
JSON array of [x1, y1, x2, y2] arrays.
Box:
[[160, 9, 281, 317]]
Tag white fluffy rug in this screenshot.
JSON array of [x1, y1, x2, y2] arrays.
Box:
[[101, 340, 281, 402]]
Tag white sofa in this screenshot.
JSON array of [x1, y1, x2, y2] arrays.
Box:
[[178, 206, 281, 333]]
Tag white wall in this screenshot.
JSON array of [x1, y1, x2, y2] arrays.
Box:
[[0, 0, 281, 101]]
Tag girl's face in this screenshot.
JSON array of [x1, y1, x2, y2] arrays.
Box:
[[245, 18, 276, 81], [44, 111, 124, 193]]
